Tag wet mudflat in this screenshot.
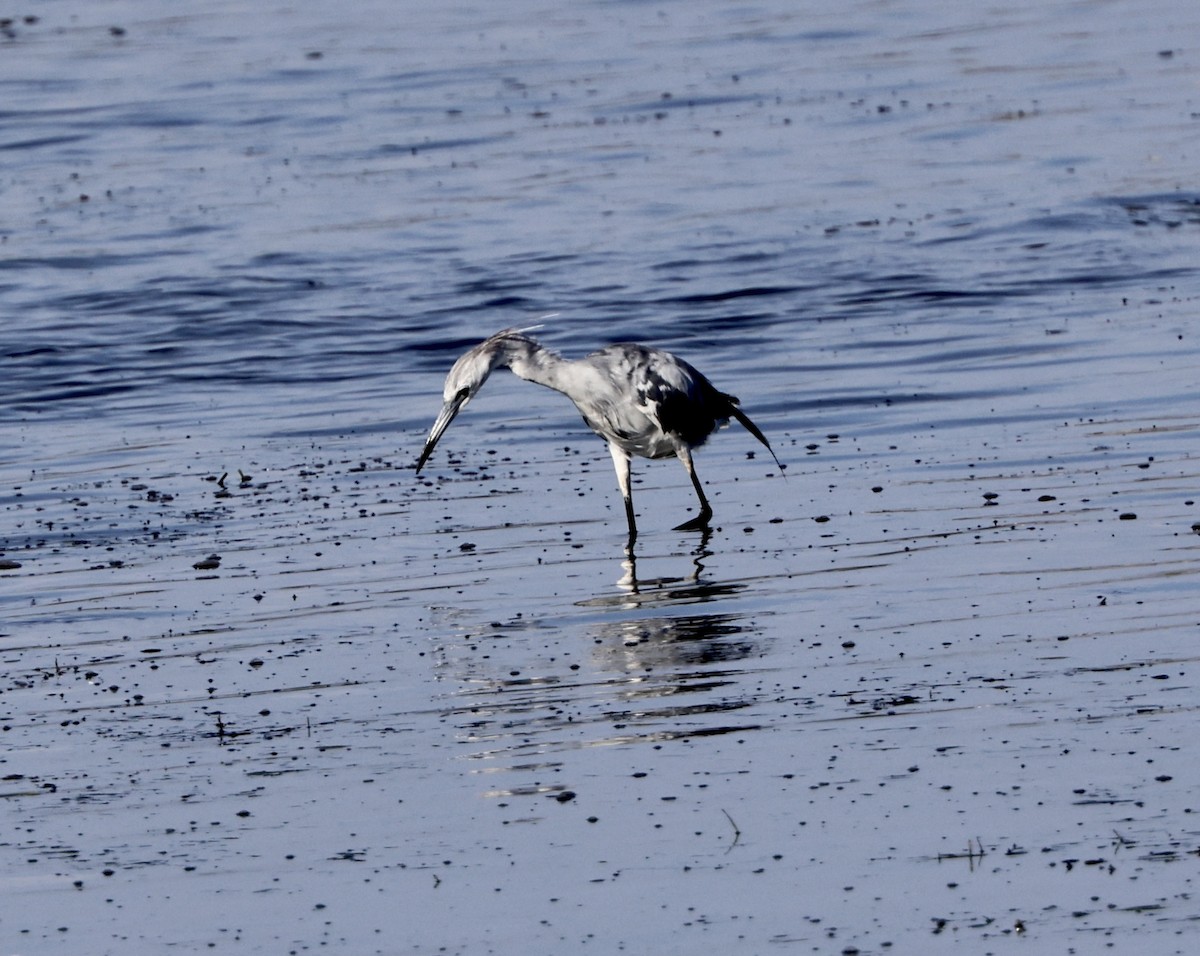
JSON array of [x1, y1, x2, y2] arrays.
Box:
[[3, 1, 1200, 953]]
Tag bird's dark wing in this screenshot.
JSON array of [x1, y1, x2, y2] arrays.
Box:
[[580, 343, 783, 469], [649, 372, 726, 447], [627, 345, 785, 470]]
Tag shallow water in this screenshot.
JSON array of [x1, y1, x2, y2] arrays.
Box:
[[3, 1, 1200, 953]]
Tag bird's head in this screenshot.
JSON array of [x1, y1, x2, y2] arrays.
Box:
[[414, 337, 508, 474], [415, 351, 493, 474]]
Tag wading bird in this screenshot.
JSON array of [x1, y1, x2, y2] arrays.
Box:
[[415, 327, 783, 545]]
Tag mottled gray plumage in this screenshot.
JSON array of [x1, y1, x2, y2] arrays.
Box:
[[416, 327, 782, 544]]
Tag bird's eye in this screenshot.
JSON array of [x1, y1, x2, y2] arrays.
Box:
[[456, 387, 470, 402]]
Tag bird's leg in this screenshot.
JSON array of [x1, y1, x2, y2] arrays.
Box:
[[623, 496, 638, 552], [608, 442, 637, 549], [619, 552, 639, 592], [673, 446, 713, 531]]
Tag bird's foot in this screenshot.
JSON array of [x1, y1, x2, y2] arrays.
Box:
[[673, 511, 712, 532]]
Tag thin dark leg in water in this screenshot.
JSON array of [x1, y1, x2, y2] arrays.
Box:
[[623, 495, 637, 549], [673, 446, 713, 531]]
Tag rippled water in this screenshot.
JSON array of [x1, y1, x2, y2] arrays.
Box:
[[3, 1, 1200, 953]]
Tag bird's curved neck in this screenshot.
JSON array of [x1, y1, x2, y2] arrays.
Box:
[[497, 336, 570, 392]]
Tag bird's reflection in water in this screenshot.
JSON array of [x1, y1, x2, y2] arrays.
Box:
[[579, 536, 762, 732], [466, 604, 763, 800], [618, 528, 713, 592], [445, 560, 764, 797], [590, 611, 758, 676]]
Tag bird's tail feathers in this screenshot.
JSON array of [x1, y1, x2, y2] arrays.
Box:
[[728, 403, 786, 475]]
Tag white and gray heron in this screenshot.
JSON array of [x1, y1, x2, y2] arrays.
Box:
[[415, 327, 783, 544]]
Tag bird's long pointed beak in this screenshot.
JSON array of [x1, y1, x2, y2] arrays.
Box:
[[415, 396, 465, 474]]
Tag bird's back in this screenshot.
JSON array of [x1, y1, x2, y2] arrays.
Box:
[[575, 343, 736, 458]]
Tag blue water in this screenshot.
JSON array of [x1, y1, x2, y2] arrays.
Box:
[[4, 1, 1197, 447], [3, 2, 1200, 954]]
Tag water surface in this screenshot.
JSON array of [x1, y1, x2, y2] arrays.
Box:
[[3, 1, 1200, 953]]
